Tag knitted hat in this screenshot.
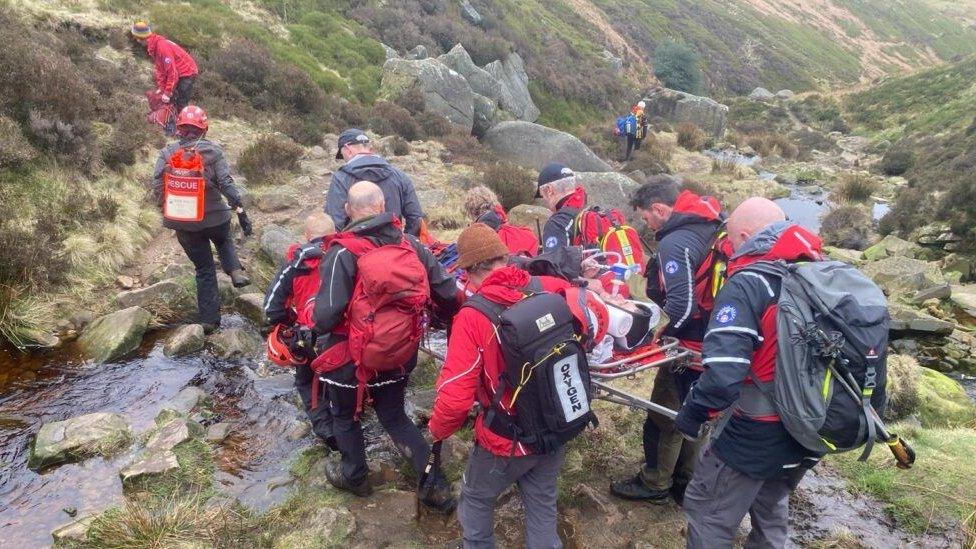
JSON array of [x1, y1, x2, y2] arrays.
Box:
[[131, 20, 152, 39], [457, 223, 510, 270]]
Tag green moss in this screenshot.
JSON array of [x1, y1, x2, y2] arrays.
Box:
[[916, 367, 976, 427], [289, 444, 328, 480], [831, 424, 976, 534]]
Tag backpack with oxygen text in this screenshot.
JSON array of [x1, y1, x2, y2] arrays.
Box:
[[465, 291, 598, 455], [740, 260, 890, 460], [573, 206, 645, 274], [310, 235, 431, 416], [162, 147, 206, 222]]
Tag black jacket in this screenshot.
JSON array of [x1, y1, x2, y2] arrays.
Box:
[[541, 192, 584, 253], [311, 212, 458, 339], [324, 154, 424, 236], [263, 237, 325, 326], [152, 138, 243, 231]]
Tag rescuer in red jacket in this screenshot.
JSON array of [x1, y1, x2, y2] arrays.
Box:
[[131, 20, 198, 132]]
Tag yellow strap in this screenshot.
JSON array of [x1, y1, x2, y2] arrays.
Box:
[[821, 369, 832, 400], [509, 343, 566, 407]]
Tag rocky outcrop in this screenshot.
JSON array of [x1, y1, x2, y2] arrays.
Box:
[[643, 87, 728, 137], [78, 306, 152, 364], [29, 412, 132, 470], [484, 52, 540, 122], [406, 45, 428, 60], [260, 224, 299, 266], [748, 87, 775, 101], [862, 234, 922, 261], [950, 285, 976, 319], [381, 57, 475, 133], [888, 302, 955, 335], [163, 324, 205, 357], [601, 49, 623, 73], [459, 0, 483, 26], [507, 204, 552, 237], [862, 257, 948, 300], [471, 93, 500, 138], [438, 44, 501, 102], [208, 327, 262, 359], [482, 121, 611, 172], [574, 172, 640, 216]]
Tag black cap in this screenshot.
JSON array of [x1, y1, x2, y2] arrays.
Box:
[[535, 162, 575, 197], [336, 128, 370, 159]]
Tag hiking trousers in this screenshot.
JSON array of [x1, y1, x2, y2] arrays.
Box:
[[325, 358, 429, 485], [175, 221, 242, 325], [683, 446, 808, 549], [624, 134, 643, 161], [294, 362, 334, 445], [642, 366, 701, 490], [458, 443, 566, 549]]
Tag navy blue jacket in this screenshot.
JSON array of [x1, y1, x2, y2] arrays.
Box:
[[324, 154, 424, 236]]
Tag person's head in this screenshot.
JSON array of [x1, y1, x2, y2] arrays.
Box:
[[463, 185, 500, 221], [536, 163, 577, 211], [335, 129, 371, 161], [303, 212, 335, 241], [130, 20, 152, 43], [457, 223, 510, 287], [345, 181, 385, 222], [175, 105, 208, 139], [629, 176, 680, 231], [726, 197, 787, 251]]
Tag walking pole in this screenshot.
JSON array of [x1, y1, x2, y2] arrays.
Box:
[[416, 440, 443, 521]]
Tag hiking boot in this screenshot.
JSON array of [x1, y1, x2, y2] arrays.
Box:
[[229, 269, 251, 288], [609, 473, 669, 503], [324, 461, 372, 497], [419, 473, 457, 515]]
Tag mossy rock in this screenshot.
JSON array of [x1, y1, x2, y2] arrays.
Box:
[[29, 412, 132, 470], [78, 307, 152, 364], [917, 367, 976, 427]]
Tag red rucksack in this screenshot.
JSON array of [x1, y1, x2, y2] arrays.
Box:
[[283, 243, 328, 328], [497, 223, 539, 257], [310, 235, 431, 416], [573, 207, 645, 273]]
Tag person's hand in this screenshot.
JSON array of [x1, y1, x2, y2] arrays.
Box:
[[160, 93, 171, 103], [237, 210, 253, 236], [674, 402, 709, 441]]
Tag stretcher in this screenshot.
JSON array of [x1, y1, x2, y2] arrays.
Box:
[[588, 337, 693, 420]]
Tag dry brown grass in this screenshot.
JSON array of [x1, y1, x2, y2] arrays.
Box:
[[676, 122, 706, 151]]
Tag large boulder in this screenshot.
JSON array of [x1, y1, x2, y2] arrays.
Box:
[[482, 121, 611, 172], [114, 279, 195, 321], [950, 285, 976, 319], [260, 224, 299, 266], [29, 412, 132, 470], [642, 87, 728, 137], [887, 302, 955, 335], [163, 324, 205, 357], [484, 52, 540, 122], [78, 306, 152, 363], [438, 44, 500, 102], [381, 57, 474, 133], [748, 87, 775, 101], [574, 172, 640, 217], [208, 327, 262, 359], [459, 0, 483, 26], [861, 234, 922, 261], [862, 257, 948, 299], [235, 293, 266, 324], [471, 93, 499, 138], [507, 204, 552, 238]]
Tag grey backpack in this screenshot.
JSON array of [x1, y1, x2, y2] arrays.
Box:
[[739, 260, 889, 460]]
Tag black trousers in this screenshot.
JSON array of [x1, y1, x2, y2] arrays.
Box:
[[174, 221, 241, 325], [295, 362, 334, 443], [624, 134, 644, 161], [325, 357, 429, 484], [166, 76, 196, 134]]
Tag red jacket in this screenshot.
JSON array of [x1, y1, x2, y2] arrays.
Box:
[[146, 34, 198, 96], [476, 206, 539, 257], [429, 266, 570, 456]]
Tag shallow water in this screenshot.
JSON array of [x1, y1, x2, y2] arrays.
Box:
[[774, 184, 889, 233]]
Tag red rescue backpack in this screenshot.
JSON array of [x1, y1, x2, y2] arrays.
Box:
[[310, 235, 431, 416], [283, 243, 330, 329], [573, 207, 645, 273], [162, 147, 206, 222], [691, 229, 732, 317], [497, 223, 539, 257]]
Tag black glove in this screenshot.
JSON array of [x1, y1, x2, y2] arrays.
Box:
[[237, 210, 253, 236], [674, 401, 709, 441]]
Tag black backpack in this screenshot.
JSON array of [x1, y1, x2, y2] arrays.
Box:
[[466, 291, 598, 455]]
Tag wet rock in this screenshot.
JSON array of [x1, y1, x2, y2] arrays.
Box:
[[30, 412, 132, 470], [78, 306, 152, 364], [438, 44, 500, 102], [236, 475, 296, 513], [888, 303, 955, 335], [748, 87, 775, 102], [163, 324, 205, 357], [260, 224, 300, 266], [483, 121, 611, 172], [575, 172, 640, 217], [406, 45, 428, 60], [208, 327, 263, 359], [774, 173, 798, 186], [146, 418, 192, 452], [51, 515, 95, 543], [254, 373, 296, 398], [775, 89, 795, 100], [862, 257, 947, 298], [115, 275, 135, 289], [861, 234, 922, 261], [17, 328, 60, 349], [507, 204, 551, 238], [484, 52, 540, 122], [160, 386, 207, 418], [459, 0, 483, 26], [286, 419, 311, 441], [70, 311, 95, 331], [119, 449, 180, 485], [114, 279, 195, 320], [235, 293, 266, 324], [381, 57, 474, 133], [206, 422, 232, 443], [643, 87, 728, 137]]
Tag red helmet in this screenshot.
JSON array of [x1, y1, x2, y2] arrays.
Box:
[[176, 105, 208, 131], [561, 287, 609, 349], [267, 324, 304, 367]]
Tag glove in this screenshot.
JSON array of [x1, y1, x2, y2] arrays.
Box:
[[237, 210, 253, 236], [674, 401, 709, 441], [160, 93, 171, 103]]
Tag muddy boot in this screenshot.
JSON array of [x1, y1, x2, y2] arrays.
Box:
[[609, 472, 669, 503], [419, 470, 457, 515], [229, 269, 250, 288], [325, 461, 372, 497]]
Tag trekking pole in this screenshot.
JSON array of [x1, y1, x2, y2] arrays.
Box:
[[826, 361, 916, 469], [416, 440, 443, 521]]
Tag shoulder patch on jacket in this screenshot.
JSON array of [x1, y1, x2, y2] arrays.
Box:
[[714, 305, 737, 324]]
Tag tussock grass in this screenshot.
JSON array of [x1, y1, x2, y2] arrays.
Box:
[[833, 172, 879, 204], [676, 122, 706, 151], [80, 495, 220, 549], [0, 288, 54, 348], [710, 158, 745, 179]]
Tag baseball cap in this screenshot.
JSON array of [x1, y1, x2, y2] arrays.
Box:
[[536, 162, 575, 197], [335, 128, 370, 159]]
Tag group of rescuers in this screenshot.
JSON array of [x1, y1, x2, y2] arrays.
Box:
[[140, 21, 825, 549]]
